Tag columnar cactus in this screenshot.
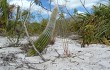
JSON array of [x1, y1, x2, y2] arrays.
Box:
[[28, 6, 58, 55]]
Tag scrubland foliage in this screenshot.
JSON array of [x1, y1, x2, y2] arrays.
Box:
[[0, 0, 110, 53]]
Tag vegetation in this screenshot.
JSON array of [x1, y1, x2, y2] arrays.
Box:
[[0, 0, 110, 56], [66, 2, 110, 47]]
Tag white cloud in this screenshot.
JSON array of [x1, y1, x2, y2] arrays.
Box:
[[9, 0, 50, 15], [77, 11, 84, 14], [9, 0, 33, 10], [9, 0, 108, 13], [51, 0, 104, 9], [8, 0, 108, 19]]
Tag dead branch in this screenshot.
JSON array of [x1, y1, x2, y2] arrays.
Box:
[[22, 1, 46, 61]]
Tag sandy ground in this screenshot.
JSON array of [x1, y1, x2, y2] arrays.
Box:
[[0, 36, 110, 70]]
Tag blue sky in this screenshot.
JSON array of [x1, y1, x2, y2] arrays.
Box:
[[8, 0, 108, 22]]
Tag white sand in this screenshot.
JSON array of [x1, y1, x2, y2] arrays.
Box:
[[0, 37, 110, 70]]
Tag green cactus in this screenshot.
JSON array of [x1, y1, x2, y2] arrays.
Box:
[[28, 6, 58, 56]]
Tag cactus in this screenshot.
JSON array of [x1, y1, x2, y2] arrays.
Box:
[[28, 6, 58, 56]]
